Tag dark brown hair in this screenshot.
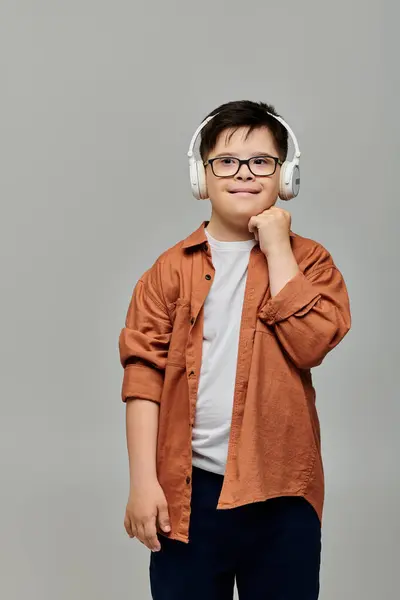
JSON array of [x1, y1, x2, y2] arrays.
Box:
[[199, 100, 288, 163]]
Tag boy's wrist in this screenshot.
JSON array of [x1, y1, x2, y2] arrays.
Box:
[[130, 468, 158, 489]]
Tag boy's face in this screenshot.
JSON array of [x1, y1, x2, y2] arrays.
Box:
[[205, 126, 281, 231]]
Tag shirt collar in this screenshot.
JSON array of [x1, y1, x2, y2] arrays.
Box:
[[182, 220, 295, 249], [182, 221, 209, 249]]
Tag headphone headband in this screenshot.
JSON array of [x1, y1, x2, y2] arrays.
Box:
[[187, 111, 300, 162], [187, 115, 215, 159]]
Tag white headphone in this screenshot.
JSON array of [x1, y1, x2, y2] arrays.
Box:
[[187, 111, 301, 201]]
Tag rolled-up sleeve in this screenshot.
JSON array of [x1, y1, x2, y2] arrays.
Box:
[[118, 262, 172, 403], [258, 253, 351, 370]]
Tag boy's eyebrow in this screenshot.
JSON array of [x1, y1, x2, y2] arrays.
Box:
[[212, 151, 274, 158]]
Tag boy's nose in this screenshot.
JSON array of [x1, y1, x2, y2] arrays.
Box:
[[235, 168, 255, 180]]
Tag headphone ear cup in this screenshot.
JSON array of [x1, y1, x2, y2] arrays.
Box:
[[279, 161, 300, 201], [189, 159, 201, 199], [189, 159, 208, 200], [195, 160, 208, 200]]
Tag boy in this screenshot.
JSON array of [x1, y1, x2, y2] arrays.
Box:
[[119, 100, 351, 600]]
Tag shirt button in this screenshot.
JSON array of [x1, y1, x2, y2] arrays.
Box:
[[189, 370, 195, 377], [205, 274, 212, 280], [186, 476, 191, 484]]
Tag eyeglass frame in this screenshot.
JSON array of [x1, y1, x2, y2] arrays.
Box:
[[203, 154, 283, 178]]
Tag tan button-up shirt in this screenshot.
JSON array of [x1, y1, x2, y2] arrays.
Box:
[[119, 221, 351, 543]]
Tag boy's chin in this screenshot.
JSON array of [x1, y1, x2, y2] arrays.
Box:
[[230, 205, 268, 221], [225, 211, 258, 230], [228, 196, 276, 215]]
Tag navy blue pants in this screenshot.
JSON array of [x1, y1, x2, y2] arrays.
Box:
[[150, 466, 321, 599]]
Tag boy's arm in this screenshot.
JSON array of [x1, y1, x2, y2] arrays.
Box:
[[120, 262, 172, 550], [259, 246, 351, 369], [126, 398, 159, 486], [124, 397, 171, 552]]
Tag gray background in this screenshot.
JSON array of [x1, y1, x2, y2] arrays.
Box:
[[0, 1, 398, 599]]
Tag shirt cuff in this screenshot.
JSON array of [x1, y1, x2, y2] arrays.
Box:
[[259, 270, 322, 326], [121, 363, 164, 403]]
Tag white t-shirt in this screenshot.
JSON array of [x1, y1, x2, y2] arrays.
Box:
[[191, 229, 257, 475]]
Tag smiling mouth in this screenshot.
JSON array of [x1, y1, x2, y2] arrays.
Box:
[[229, 190, 259, 195]]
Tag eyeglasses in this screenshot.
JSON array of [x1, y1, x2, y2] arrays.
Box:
[[204, 155, 283, 178]]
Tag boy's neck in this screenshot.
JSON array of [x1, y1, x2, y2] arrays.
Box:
[[206, 214, 256, 243]]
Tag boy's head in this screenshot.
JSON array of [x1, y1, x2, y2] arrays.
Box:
[[199, 100, 288, 233]]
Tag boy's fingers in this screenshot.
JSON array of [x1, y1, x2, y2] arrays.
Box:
[[144, 519, 161, 552], [136, 523, 146, 546], [157, 504, 171, 532], [131, 522, 138, 538], [124, 516, 135, 538]]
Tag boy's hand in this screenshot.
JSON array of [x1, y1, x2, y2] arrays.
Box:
[[124, 478, 171, 552], [248, 206, 291, 256]]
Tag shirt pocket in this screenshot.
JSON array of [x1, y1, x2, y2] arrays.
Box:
[[166, 298, 191, 367]]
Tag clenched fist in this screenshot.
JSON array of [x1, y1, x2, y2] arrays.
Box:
[[248, 206, 292, 256]]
